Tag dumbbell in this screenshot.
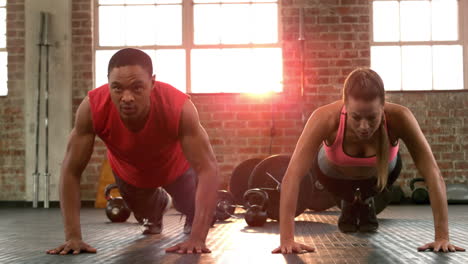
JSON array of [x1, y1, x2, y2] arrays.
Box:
[[214, 190, 236, 221], [410, 178, 429, 204], [243, 188, 268, 227], [104, 183, 131, 222]]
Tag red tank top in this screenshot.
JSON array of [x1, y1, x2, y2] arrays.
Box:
[[88, 82, 190, 188]]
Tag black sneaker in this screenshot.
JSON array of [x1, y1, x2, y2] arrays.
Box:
[[358, 197, 379, 232], [142, 218, 162, 235], [338, 199, 359, 233], [141, 189, 172, 235]]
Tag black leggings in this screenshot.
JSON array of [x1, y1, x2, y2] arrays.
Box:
[[315, 153, 402, 202]]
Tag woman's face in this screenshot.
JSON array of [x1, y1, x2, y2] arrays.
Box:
[[346, 97, 384, 140]]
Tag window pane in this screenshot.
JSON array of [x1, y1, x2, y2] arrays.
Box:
[[95, 50, 118, 87], [400, 1, 430, 41], [432, 0, 458, 41], [191, 48, 282, 93], [0, 7, 6, 48], [191, 49, 222, 93], [154, 5, 182, 45], [401, 46, 432, 90], [194, 4, 221, 44], [251, 3, 278, 44], [99, 6, 125, 46], [433, 45, 463, 90], [0, 0, 5, 7], [221, 4, 251, 44], [372, 1, 399, 42], [371, 46, 401, 91], [247, 48, 282, 93], [124, 6, 156, 46], [0, 51, 6, 96], [99, 0, 125, 5], [154, 49, 186, 92], [194, 3, 278, 44]]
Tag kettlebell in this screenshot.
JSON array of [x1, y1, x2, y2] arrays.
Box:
[[410, 178, 429, 204], [104, 183, 131, 222], [245, 205, 268, 227], [243, 188, 269, 210], [243, 188, 269, 227]]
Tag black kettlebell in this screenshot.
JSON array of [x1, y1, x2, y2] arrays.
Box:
[[243, 188, 269, 210], [245, 205, 268, 227], [410, 178, 429, 204], [243, 188, 269, 227], [105, 183, 131, 222]]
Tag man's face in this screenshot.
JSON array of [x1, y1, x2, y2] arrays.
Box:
[[346, 97, 384, 140], [108, 65, 154, 122]]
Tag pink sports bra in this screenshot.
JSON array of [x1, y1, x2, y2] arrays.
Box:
[[323, 105, 399, 167]]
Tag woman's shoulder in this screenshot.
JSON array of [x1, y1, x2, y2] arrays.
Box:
[[384, 102, 416, 140], [310, 100, 342, 131], [314, 100, 343, 120]]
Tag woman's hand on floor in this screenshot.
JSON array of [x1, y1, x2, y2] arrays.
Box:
[[165, 238, 211, 254], [46, 239, 97, 255], [417, 239, 465, 252], [272, 240, 315, 254]]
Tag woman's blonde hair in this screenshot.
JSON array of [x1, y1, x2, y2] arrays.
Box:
[[343, 68, 389, 192]]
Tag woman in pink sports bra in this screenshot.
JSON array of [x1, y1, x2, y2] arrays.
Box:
[[273, 68, 464, 254]]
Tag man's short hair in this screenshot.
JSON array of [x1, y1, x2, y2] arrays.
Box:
[[107, 48, 153, 77]]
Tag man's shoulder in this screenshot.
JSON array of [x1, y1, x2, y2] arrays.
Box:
[[88, 84, 112, 114], [154, 81, 184, 95], [89, 83, 110, 102], [153, 81, 189, 103]]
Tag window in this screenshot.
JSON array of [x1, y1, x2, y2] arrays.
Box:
[[0, 0, 7, 96], [370, 0, 466, 91], [95, 0, 282, 94]]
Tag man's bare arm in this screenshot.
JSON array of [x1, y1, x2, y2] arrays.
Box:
[[166, 99, 219, 253], [47, 97, 97, 255]]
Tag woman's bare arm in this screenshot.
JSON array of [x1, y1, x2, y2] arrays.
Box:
[[273, 104, 336, 254]]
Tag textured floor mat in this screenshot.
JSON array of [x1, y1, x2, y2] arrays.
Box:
[[0, 205, 467, 263]]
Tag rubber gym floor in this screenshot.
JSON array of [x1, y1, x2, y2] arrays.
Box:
[[1, 205, 467, 264]]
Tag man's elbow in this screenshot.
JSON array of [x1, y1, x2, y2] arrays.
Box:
[[208, 161, 220, 186], [198, 160, 220, 188]]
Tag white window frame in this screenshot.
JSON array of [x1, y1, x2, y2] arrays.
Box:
[[0, 1, 7, 96], [370, 0, 468, 91], [93, 0, 282, 94]]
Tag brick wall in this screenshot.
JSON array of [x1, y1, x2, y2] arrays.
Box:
[[1, 0, 466, 201], [0, 0, 25, 200], [387, 92, 468, 184], [71, 0, 106, 200], [39, 0, 468, 199]]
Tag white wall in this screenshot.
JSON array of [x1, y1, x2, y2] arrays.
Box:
[[24, 0, 72, 202]]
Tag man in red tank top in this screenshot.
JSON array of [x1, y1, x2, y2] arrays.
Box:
[[47, 48, 219, 255]]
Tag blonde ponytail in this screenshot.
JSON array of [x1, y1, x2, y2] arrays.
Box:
[[376, 119, 389, 192]]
